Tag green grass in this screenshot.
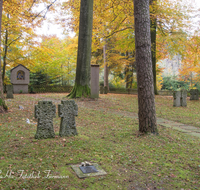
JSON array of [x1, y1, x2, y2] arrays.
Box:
[[98, 94, 200, 128], [0, 93, 200, 189]]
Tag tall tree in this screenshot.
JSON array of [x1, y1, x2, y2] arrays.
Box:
[[0, 0, 7, 112], [67, 0, 93, 98], [133, 0, 158, 134], [150, 0, 158, 95]]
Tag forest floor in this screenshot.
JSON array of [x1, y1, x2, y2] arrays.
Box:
[[0, 93, 200, 189]]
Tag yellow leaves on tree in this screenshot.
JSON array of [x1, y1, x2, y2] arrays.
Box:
[[1, 0, 58, 83], [30, 36, 78, 84], [178, 32, 200, 86]]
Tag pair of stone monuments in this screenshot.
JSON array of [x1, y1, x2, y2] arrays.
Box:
[[35, 100, 78, 139], [173, 89, 200, 107], [173, 90, 187, 107]]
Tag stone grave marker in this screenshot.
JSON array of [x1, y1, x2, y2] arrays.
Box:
[[35, 101, 56, 139], [103, 86, 108, 94], [173, 91, 181, 107], [173, 90, 187, 107], [181, 90, 187, 107], [6, 85, 14, 99], [100, 86, 104, 94], [58, 100, 78, 137], [190, 89, 199, 100]]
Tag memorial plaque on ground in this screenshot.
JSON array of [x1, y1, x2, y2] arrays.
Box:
[[71, 163, 107, 178], [79, 165, 98, 174]]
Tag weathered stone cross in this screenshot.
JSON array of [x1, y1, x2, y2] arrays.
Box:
[[58, 100, 78, 137], [35, 101, 56, 139]]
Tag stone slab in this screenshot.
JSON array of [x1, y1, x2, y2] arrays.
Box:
[[71, 163, 107, 178], [79, 165, 98, 174]]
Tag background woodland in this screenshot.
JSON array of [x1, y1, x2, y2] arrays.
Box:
[[1, 0, 200, 91]]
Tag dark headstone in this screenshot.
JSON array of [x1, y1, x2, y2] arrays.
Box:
[[190, 89, 199, 100], [103, 86, 108, 94], [58, 100, 78, 137], [100, 86, 104, 94], [35, 101, 56, 139], [6, 85, 14, 99]]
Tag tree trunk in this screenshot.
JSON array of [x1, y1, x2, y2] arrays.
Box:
[[2, 28, 8, 83], [133, 0, 158, 134], [0, 0, 7, 112], [103, 41, 109, 91], [125, 51, 134, 89], [150, 0, 158, 95], [125, 52, 130, 89], [67, 0, 93, 98]]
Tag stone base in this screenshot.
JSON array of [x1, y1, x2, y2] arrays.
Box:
[[13, 84, 28, 94], [71, 163, 107, 178]]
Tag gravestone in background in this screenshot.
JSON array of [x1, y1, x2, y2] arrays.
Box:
[[173, 90, 187, 107], [181, 90, 187, 107], [58, 100, 78, 137], [6, 85, 13, 99], [190, 89, 199, 100], [35, 101, 56, 139], [173, 91, 181, 107], [10, 64, 30, 94], [91, 65, 99, 98], [103, 86, 108, 94], [100, 86, 104, 94]]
